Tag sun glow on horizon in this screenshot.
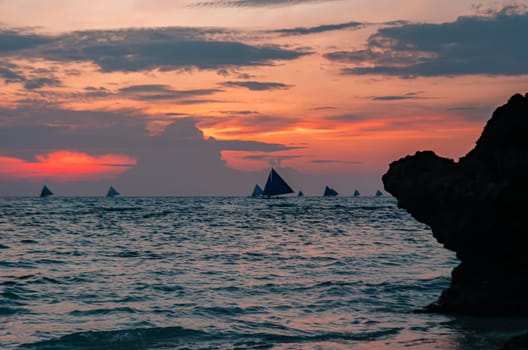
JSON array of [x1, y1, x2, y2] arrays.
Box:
[[0, 151, 136, 182]]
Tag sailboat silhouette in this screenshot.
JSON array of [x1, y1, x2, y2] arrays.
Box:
[[262, 168, 294, 197], [106, 186, 120, 198], [40, 185, 53, 198], [251, 184, 263, 198], [323, 186, 338, 197]]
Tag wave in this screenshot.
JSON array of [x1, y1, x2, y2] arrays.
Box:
[[4, 197, 457, 349], [19, 325, 402, 350], [195, 305, 266, 316], [0, 306, 29, 316], [97, 207, 142, 213], [0, 261, 35, 268], [19, 326, 209, 350], [364, 276, 451, 293], [142, 210, 175, 219], [20, 239, 38, 244], [116, 251, 141, 258], [313, 280, 358, 288], [150, 284, 184, 293], [70, 306, 138, 316], [2, 286, 34, 301], [266, 202, 297, 208]]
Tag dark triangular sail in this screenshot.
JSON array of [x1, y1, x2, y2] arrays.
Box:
[[375, 190, 383, 197], [353, 189, 360, 197], [40, 185, 53, 197], [323, 186, 338, 197], [251, 184, 263, 198], [106, 186, 120, 197], [262, 168, 294, 196], [298, 191, 304, 197]]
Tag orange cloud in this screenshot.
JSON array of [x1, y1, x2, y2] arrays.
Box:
[[0, 151, 136, 182]]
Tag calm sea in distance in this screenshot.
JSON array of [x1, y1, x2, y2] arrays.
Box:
[[2, 196, 528, 349]]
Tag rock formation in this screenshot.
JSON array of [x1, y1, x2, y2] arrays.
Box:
[[382, 93, 528, 315]]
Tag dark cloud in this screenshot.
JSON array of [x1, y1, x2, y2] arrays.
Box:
[[30, 67, 59, 75], [220, 80, 290, 91], [274, 21, 363, 35], [325, 9, 528, 77], [177, 99, 224, 105], [23, 77, 61, 90], [118, 84, 221, 101], [194, 0, 336, 7], [12, 86, 113, 104], [0, 27, 309, 73], [0, 106, 296, 154], [324, 50, 373, 64], [237, 73, 256, 79], [0, 106, 300, 195], [324, 114, 368, 122], [165, 112, 191, 117], [217, 110, 259, 115], [216, 68, 231, 76], [372, 92, 423, 101], [472, 3, 528, 17], [0, 66, 24, 82], [0, 29, 51, 53], [82, 86, 112, 98], [34, 28, 308, 72], [0, 63, 62, 90]]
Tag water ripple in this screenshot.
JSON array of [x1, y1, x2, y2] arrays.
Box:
[[0, 197, 484, 349]]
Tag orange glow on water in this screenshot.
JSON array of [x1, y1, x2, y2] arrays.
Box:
[[0, 151, 135, 182]]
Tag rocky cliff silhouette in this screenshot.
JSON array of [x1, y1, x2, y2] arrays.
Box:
[[383, 93, 528, 315]]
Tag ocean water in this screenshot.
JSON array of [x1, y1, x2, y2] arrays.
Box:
[[1, 196, 527, 350]]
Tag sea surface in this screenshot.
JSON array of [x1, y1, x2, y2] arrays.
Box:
[[1, 196, 527, 349]]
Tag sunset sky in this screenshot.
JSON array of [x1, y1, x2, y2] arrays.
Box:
[[1, 0, 528, 195]]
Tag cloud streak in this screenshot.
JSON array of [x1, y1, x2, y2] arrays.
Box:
[[0, 27, 310, 73], [274, 21, 363, 35], [220, 80, 290, 91], [324, 114, 369, 122], [325, 9, 528, 77], [118, 84, 221, 101], [198, 114, 300, 136], [372, 92, 423, 101], [0, 29, 52, 53], [0, 63, 62, 90]]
